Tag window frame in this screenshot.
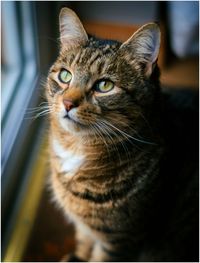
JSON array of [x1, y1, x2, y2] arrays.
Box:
[[2, 2, 39, 173], [1, 1, 41, 253]]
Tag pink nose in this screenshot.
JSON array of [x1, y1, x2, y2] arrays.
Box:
[[63, 99, 75, 112]]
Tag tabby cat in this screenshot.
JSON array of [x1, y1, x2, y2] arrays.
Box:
[[46, 7, 198, 262]]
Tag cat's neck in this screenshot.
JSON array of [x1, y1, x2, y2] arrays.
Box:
[[51, 126, 163, 185]]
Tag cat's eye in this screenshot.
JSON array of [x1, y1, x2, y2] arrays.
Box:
[[94, 80, 114, 93], [58, 69, 72, 83]]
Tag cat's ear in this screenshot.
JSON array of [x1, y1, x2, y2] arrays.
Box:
[[59, 7, 88, 48], [120, 23, 161, 77]]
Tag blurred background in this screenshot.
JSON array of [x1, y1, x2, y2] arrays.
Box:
[[1, 1, 199, 262]]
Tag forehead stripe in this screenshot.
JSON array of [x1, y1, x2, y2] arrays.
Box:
[[78, 48, 89, 64], [97, 60, 107, 75], [70, 49, 82, 67], [88, 52, 101, 68]]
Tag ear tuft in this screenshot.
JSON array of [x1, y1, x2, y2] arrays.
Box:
[[59, 7, 88, 49], [121, 23, 161, 77]]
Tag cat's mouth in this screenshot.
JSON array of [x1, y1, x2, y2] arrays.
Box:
[[63, 112, 87, 129], [64, 113, 78, 124], [64, 114, 72, 120], [60, 108, 95, 132]]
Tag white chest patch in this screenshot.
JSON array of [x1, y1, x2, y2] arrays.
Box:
[[52, 139, 85, 177]]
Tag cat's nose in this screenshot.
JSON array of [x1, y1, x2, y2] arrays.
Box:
[[63, 99, 75, 112]]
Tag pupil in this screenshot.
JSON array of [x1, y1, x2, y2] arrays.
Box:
[[63, 71, 68, 80]]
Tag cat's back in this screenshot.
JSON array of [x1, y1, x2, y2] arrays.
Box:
[[145, 88, 199, 261], [161, 87, 198, 183]]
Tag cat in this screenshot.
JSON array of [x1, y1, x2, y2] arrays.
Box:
[[46, 7, 198, 262]]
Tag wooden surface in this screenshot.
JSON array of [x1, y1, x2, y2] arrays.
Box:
[[161, 57, 199, 89], [23, 189, 75, 262]]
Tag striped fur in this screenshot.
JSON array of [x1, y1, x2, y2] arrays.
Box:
[[46, 8, 198, 262]]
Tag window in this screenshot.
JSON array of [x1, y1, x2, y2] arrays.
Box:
[[2, 2, 59, 260], [2, 1, 40, 257], [2, 2, 38, 173]]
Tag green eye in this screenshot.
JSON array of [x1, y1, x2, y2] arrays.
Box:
[[95, 80, 114, 93], [58, 69, 72, 83]]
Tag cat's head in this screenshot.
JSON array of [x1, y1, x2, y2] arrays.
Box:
[[46, 7, 161, 138]]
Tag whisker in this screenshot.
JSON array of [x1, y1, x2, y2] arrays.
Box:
[[24, 103, 53, 120], [95, 121, 124, 165], [26, 106, 51, 113], [100, 119, 142, 152], [98, 121, 132, 165], [91, 123, 112, 160], [102, 120, 156, 145], [34, 109, 52, 119]]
